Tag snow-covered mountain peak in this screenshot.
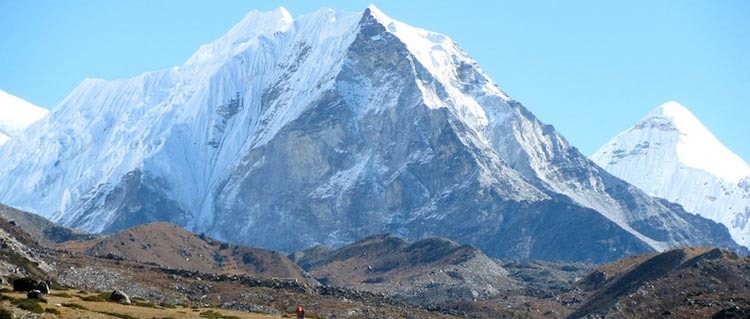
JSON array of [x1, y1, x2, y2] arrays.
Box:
[[593, 102, 750, 247], [650, 100, 691, 116], [633, 101, 750, 182], [641, 101, 704, 133], [185, 7, 294, 68], [0, 7, 742, 261], [229, 6, 293, 38], [0, 89, 48, 145], [361, 4, 508, 133]]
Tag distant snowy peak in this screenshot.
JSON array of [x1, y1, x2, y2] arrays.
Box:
[[593, 101, 750, 247], [597, 101, 750, 183], [0, 89, 48, 145]]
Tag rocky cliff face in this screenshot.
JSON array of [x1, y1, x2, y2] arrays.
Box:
[[0, 6, 741, 262]]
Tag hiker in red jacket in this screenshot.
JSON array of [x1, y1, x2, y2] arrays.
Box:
[[296, 305, 305, 319]]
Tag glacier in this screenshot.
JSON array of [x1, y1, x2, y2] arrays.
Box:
[[0, 6, 741, 262], [592, 101, 750, 247]]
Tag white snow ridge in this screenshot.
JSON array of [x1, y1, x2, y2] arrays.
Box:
[[0, 89, 49, 146], [593, 101, 750, 247]]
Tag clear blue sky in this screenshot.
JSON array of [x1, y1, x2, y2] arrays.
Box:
[[1, 1, 748, 160]]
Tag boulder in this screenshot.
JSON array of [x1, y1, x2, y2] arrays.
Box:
[[109, 290, 131, 304], [27, 289, 44, 300], [12, 277, 38, 292], [36, 281, 50, 294]]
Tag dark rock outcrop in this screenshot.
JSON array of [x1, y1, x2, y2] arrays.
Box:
[[27, 289, 44, 300], [13, 277, 40, 292], [109, 289, 131, 304]]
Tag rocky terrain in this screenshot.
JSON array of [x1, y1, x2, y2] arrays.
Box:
[[0, 213, 460, 318], [59, 222, 314, 283], [0, 208, 52, 282], [564, 247, 750, 318], [0, 203, 95, 245], [499, 259, 595, 298], [0, 207, 746, 318], [291, 234, 517, 305]]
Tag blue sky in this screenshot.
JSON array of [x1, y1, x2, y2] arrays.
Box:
[[1, 0, 748, 160]]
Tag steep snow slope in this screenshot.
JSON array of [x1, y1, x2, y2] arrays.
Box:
[[0, 89, 48, 145], [593, 101, 750, 247], [0, 6, 740, 262]]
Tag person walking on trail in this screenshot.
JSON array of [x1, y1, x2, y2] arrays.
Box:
[[296, 305, 305, 319]]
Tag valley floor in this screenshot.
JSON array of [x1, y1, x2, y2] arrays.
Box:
[[1, 289, 278, 319]]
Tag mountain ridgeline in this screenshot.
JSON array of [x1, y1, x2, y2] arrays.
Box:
[[0, 6, 743, 262]]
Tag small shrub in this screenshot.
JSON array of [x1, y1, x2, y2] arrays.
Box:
[[11, 298, 44, 313], [159, 302, 177, 309], [61, 302, 88, 310], [80, 292, 110, 302], [201, 310, 222, 319], [134, 301, 158, 308], [45, 307, 62, 314], [50, 292, 74, 298], [0, 308, 12, 319], [96, 311, 138, 319], [200, 310, 240, 319]]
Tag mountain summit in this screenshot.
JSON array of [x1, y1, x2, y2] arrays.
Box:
[[0, 89, 48, 145], [0, 7, 741, 262], [593, 101, 750, 247]]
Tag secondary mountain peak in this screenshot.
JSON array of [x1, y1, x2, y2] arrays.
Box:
[[593, 101, 750, 247], [649, 100, 691, 118], [642, 101, 715, 137], [601, 101, 750, 183]]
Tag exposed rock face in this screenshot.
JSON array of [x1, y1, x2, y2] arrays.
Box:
[[0, 6, 741, 262]]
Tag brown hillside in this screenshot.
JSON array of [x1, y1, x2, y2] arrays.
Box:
[[0, 203, 95, 246], [60, 222, 314, 283], [566, 247, 750, 318]]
